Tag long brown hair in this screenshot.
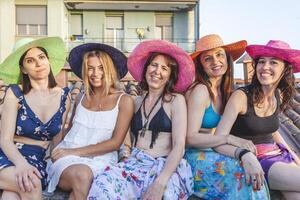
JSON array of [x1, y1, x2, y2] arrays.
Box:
[[250, 58, 296, 111], [139, 52, 179, 102], [189, 50, 234, 113], [18, 47, 57, 94]]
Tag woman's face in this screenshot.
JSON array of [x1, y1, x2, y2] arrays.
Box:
[[200, 47, 228, 78], [145, 54, 172, 91], [256, 56, 285, 86], [22, 47, 50, 80], [87, 56, 104, 88]]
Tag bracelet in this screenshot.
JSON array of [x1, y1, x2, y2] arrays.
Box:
[[238, 149, 250, 161], [234, 147, 243, 159]]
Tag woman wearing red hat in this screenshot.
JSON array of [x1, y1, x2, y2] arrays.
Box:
[[214, 40, 300, 199], [184, 34, 269, 199], [88, 40, 195, 200]]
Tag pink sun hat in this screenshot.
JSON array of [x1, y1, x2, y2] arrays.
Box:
[[246, 40, 300, 72], [127, 40, 195, 92]]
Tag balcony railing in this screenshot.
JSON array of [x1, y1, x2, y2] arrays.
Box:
[[66, 37, 196, 54]]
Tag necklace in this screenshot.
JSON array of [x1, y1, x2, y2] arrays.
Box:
[[140, 93, 163, 137]]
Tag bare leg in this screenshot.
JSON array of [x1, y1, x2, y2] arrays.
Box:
[[282, 191, 300, 200], [0, 167, 42, 200], [58, 164, 93, 200], [1, 191, 20, 200], [268, 162, 300, 200]]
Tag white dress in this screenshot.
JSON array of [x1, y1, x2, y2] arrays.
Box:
[[46, 93, 124, 193]]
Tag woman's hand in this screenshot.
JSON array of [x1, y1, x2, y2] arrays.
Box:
[[15, 162, 42, 192], [142, 180, 166, 200], [227, 135, 257, 154], [241, 152, 265, 191], [51, 148, 75, 162]]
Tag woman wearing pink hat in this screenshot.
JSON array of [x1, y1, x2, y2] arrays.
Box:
[[184, 34, 269, 199], [214, 40, 300, 199], [87, 40, 195, 200]]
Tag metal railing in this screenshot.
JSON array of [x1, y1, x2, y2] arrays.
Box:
[[66, 37, 196, 54]]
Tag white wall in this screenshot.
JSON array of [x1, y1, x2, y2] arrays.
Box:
[[0, 0, 15, 62]]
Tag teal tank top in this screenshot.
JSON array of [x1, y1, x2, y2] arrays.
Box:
[[201, 102, 221, 129]]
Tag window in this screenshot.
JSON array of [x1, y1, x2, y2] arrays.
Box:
[[105, 16, 124, 50], [70, 14, 83, 40], [16, 6, 47, 36], [155, 14, 173, 41]]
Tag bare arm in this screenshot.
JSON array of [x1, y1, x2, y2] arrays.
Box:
[[0, 88, 28, 165], [51, 93, 72, 148], [0, 88, 42, 192], [213, 90, 264, 189], [156, 94, 187, 185], [142, 94, 188, 200], [213, 90, 255, 156], [51, 94, 134, 160], [186, 84, 228, 148]]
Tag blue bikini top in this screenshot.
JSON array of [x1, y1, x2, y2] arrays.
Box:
[[201, 102, 221, 129], [10, 84, 69, 141], [131, 100, 172, 149]]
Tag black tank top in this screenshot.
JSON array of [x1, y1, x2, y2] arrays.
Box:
[[230, 86, 280, 144]]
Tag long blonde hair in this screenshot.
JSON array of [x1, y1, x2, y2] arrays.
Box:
[[82, 50, 120, 99]]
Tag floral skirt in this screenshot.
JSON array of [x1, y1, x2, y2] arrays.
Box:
[[88, 148, 194, 200], [184, 148, 270, 200]]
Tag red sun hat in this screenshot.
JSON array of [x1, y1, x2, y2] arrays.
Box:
[[127, 40, 195, 92], [246, 40, 300, 73]]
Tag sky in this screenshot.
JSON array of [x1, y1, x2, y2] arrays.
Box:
[[199, 0, 300, 78]]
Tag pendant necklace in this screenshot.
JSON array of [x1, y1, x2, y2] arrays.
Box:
[[140, 93, 163, 137]]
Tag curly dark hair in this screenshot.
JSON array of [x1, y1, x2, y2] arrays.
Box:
[[188, 51, 234, 114], [139, 52, 179, 102], [250, 58, 296, 111]]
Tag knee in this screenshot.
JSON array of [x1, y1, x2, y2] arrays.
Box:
[[19, 175, 42, 198], [71, 168, 93, 188]]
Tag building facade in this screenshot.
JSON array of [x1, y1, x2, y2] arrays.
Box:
[[0, 0, 199, 63]]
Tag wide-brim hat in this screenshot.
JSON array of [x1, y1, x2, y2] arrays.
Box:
[[0, 37, 66, 84], [127, 40, 195, 93], [191, 34, 247, 61], [68, 43, 128, 79], [246, 40, 300, 73]]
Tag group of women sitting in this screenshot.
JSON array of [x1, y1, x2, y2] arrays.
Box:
[[0, 34, 299, 200]]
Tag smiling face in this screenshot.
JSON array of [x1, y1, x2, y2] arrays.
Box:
[[145, 54, 172, 91], [86, 56, 104, 88], [200, 47, 228, 79], [21, 47, 51, 80], [255, 56, 285, 86]]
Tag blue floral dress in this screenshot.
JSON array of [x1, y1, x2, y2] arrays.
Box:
[[0, 85, 69, 189]]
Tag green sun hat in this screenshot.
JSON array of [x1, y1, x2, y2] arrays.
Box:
[[0, 37, 66, 84]]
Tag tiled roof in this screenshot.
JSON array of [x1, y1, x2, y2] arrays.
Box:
[[279, 89, 300, 155]]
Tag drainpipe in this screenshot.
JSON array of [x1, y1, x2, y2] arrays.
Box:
[[195, 0, 200, 40]]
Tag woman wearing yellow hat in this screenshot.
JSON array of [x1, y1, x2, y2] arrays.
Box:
[[0, 37, 70, 200]]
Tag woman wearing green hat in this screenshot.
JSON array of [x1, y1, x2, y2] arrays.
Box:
[[0, 37, 70, 200]]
